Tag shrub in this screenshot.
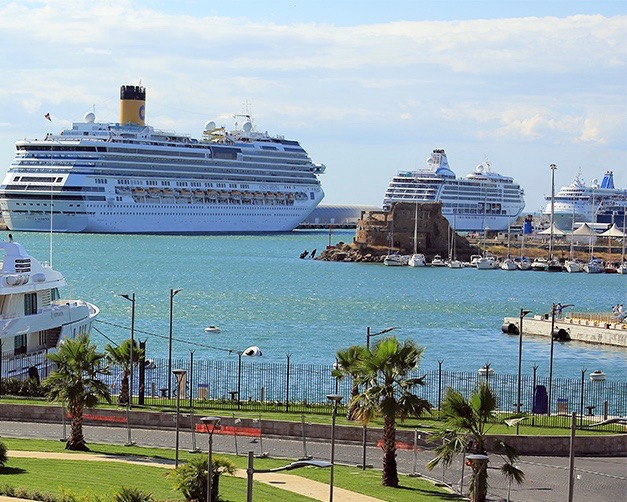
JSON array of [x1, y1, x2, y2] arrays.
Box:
[[0, 441, 7, 467], [168, 455, 236, 502], [113, 487, 154, 502]]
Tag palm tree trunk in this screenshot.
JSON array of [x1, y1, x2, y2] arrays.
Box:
[[381, 415, 399, 487], [67, 404, 88, 451], [119, 371, 129, 405], [346, 383, 359, 420]]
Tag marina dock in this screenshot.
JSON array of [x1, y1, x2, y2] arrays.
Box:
[[502, 312, 627, 348]]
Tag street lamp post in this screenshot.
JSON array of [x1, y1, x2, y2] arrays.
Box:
[[362, 326, 399, 471], [548, 303, 574, 415], [173, 368, 187, 468], [327, 393, 343, 502], [245, 451, 331, 502], [516, 309, 532, 435], [119, 293, 136, 407], [168, 288, 182, 399], [234, 346, 262, 410], [466, 454, 489, 502], [200, 416, 221, 502]]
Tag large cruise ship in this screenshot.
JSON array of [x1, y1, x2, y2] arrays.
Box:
[[382, 149, 525, 231], [542, 170, 626, 230], [0, 85, 325, 234]]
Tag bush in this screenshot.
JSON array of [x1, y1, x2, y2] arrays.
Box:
[[0, 377, 47, 397], [0, 441, 7, 467], [168, 455, 236, 502], [113, 487, 154, 502]]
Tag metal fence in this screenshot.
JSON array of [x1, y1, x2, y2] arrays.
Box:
[[2, 352, 626, 433]]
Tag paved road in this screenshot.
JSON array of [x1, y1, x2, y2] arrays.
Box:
[[0, 420, 625, 501]]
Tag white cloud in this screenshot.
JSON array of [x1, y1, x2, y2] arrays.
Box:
[[0, 2, 624, 211]]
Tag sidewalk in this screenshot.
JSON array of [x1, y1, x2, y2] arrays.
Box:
[[5, 450, 384, 502]]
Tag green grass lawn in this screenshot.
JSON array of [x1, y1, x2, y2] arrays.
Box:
[[0, 438, 454, 502]]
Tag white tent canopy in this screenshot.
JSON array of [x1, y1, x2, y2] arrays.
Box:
[[600, 224, 625, 237], [538, 223, 566, 236], [573, 223, 597, 236]]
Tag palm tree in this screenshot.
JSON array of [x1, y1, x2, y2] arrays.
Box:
[[427, 383, 525, 502], [105, 339, 144, 406], [351, 337, 431, 487], [45, 334, 111, 451], [332, 345, 365, 420]]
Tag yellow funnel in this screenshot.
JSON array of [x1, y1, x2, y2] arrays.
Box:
[[120, 85, 146, 125]]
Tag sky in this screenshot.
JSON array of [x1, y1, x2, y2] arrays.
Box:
[[0, 0, 625, 213]]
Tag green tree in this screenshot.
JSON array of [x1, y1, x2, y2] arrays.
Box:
[[350, 337, 431, 487], [332, 345, 364, 420], [427, 383, 525, 502], [45, 334, 111, 451], [0, 441, 7, 467], [105, 339, 144, 406], [168, 455, 236, 502]]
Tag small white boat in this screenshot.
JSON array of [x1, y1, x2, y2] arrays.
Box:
[[476, 255, 499, 270], [589, 370, 606, 382], [531, 258, 549, 271], [516, 257, 532, 270], [383, 254, 406, 266], [478, 365, 494, 376], [430, 254, 446, 267], [564, 259, 583, 273], [583, 258, 604, 274], [407, 253, 426, 267], [500, 258, 517, 271], [204, 325, 221, 333], [617, 262, 627, 274], [446, 259, 464, 269]]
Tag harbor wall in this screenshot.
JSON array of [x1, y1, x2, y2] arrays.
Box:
[[0, 404, 625, 457], [502, 316, 627, 348]]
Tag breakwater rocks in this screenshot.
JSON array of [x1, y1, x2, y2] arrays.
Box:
[[317, 242, 386, 263]]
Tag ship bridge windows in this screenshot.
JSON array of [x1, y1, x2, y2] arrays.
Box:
[[24, 292, 37, 316]]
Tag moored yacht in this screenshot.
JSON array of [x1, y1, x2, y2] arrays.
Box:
[[0, 238, 98, 379]]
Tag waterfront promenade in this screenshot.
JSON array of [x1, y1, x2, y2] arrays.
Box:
[[0, 419, 625, 501]]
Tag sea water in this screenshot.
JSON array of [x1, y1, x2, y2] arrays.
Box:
[[11, 230, 627, 381]]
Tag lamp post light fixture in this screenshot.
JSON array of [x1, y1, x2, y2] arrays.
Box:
[[173, 368, 187, 468], [200, 416, 221, 502], [118, 293, 136, 407], [362, 326, 399, 471], [246, 450, 331, 502], [548, 303, 574, 415], [366, 326, 400, 349], [326, 393, 343, 502], [168, 288, 182, 399], [466, 453, 489, 502], [235, 346, 262, 410], [516, 309, 532, 435]]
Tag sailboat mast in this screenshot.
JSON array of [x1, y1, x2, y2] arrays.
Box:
[[549, 163, 557, 259]]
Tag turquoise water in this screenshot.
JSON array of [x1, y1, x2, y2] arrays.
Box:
[[11, 230, 627, 381]]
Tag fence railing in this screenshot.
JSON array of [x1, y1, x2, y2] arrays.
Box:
[[1, 352, 625, 433]]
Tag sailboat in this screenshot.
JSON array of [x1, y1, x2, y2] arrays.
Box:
[[408, 201, 426, 267], [446, 213, 463, 268], [583, 190, 603, 273], [546, 164, 563, 272], [564, 205, 583, 273], [517, 215, 532, 270], [383, 228, 405, 266], [500, 224, 517, 270]]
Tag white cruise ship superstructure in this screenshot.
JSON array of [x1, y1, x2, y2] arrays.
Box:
[[0, 85, 325, 234], [0, 238, 98, 379], [382, 149, 525, 231], [542, 171, 626, 230]]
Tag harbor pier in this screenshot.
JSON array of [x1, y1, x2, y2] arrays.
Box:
[[502, 313, 627, 348]]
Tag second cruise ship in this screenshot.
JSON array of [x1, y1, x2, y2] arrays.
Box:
[[0, 85, 326, 234], [382, 149, 525, 232]]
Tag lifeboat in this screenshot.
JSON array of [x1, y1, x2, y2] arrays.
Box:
[[162, 188, 174, 196]]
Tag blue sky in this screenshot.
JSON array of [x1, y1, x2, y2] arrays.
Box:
[[0, 0, 625, 213]]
